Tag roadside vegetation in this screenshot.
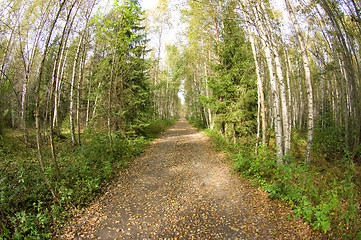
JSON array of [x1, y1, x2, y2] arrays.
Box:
[[0, 118, 176, 239], [2, 0, 361, 239], [205, 127, 361, 239], [0, 0, 180, 238], [180, 0, 361, 239]]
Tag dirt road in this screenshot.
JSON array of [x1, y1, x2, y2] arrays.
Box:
[[61, 119, 319, 239]]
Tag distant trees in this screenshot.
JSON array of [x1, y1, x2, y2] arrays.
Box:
[[146, 0, 181, 120], [181, 0, 222, 128]]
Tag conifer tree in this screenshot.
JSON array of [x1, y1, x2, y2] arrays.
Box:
[[209, 1, 257, 140]]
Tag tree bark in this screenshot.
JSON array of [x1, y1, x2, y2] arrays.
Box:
[[285, 0, 314, 164], [70, 36, 83, 145], [77, 47, 86, 146], [108, 51, 116, 150], [247, 23, 267, 147], [253, 5, 284, 163], [48, 0, 77, 178], [35, 0, 68, 200]]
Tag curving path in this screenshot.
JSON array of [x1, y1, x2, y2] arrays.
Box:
[[61, 119, 320, 239]]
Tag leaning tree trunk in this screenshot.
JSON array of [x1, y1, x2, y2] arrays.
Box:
[[20, 16, 47, 143], [53, 46, 69, 128], [253, 5, 284, 163], [49, 0, 77, 179], [108, 52, 116, 150], [260, 0, 291, 155], [285, 0, 314, 164], [76, 47, 86, 146], [70, 36, 83, 145], [34, 0, 68, 200], [247, 22, 267, 148]]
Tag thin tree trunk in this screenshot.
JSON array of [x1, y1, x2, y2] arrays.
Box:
[[92, 82, 101, 120], [48, 0, 77, 178], [77, 48, 86, 146], [108, 52, 116, 149], [49, 57, 61, 179], [20, 66, 29, 143], [53, 25, 72, 129], [86, 71, 92, 127], [70, 37, 83, 145], [35, 0, 68, 200], [248, 28, 266, 147], [253, 5, 284, 163], [285, 0, 314, 164], [285, 49, 293, 132], [54, 47, 69, 128]]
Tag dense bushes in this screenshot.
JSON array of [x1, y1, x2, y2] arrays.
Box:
[[143, 118, 178, 138], [0, 119, 176, 239], [205, 129, 361, 239]]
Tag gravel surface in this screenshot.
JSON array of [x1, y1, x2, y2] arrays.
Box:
[[60, 119, 322, 239]]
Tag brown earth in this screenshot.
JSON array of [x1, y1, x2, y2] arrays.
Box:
[[59, 119, 323, 239]]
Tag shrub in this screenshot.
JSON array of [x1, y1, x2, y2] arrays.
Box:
[[205, 129, 361, 238], [143, 119, 177, 138], [0, 125, 156, 238]]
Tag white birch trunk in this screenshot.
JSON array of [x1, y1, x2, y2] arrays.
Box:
[[274, 50, 291, 154], [70, 37, 83, 145], [264, 46, 284, 162], [253, 5, 284, 162], [34, 0, 67, 200], [285, 0, 314, 164], [77, 50, 85, 145], [260, 1, 290, 155], [248, 27, 266, 146]]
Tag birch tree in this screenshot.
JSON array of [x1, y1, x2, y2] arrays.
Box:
[[34, 0, 67, 199], [285, 0, 314, 163]]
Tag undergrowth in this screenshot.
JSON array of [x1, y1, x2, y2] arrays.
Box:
[[0, 118, 176, 239], [143, 118, 178, 138], [205, 129, 361, 239]]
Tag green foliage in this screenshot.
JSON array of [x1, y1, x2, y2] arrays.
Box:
[[188, 118, 207, 130], [205, 129, 361, 238], [90, 0, 153, 133], [314, 113, 345, 160], [0, 128, 152, 238], [0, 113, 177, 238], [206, 3, 257, 137], [0, 70, 14, 132], [293, 191, 338, 233], [143, 118, 177, 138], [10, 202, 50, 240]]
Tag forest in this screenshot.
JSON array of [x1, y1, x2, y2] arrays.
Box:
[[0, 0, 360, 239]]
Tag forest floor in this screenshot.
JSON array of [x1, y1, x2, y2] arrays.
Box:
[[59, 119, 323, 239]]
